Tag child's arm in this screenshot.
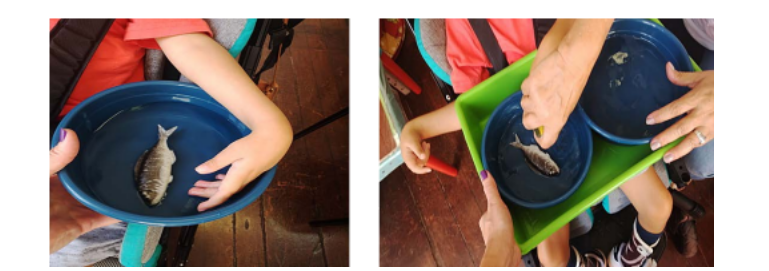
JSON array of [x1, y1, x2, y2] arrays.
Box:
[[399, 102, 461, 174], [156, 33, 292, 212], [521, 19, 613, 149]]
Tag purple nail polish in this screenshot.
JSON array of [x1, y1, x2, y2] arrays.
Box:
[[59, 129, 67, 143], [479, 170, 488, 180]]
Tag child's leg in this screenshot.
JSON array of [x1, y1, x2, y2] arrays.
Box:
[[621, 166, 673, 233], [610, 166, 673, 267], [537, 225, 570, 267]]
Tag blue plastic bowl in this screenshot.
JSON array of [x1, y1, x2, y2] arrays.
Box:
[[482, 92, 593, 209], [579, 19, 694, 145], [51, 81, 277, 226]]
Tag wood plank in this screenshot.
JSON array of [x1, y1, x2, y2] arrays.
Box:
[[404, 166, 475, 266], [234, 198, 266, 267], [262, 43, 326, 266], [320, 224, 350, 267], [381, 23, 482, 267], [380, 167, 438, 267], [305, 46, 349, 222], [319, 19, 349, 51], [186, 215, 235, 267]]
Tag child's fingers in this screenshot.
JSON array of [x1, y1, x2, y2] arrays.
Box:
[[188, 186, 218, 198], [198, 165, 249, 212], [402, 145, 432, 174], [195, 143, 241, 174], [421, 142, 431, 163], [405, 140, 427, 160], [216, 174, 226, 180], [193, 180, 222, 188]]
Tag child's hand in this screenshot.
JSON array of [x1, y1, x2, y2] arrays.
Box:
[[399, 122, 432, 174], [189, 131, 290, 212]]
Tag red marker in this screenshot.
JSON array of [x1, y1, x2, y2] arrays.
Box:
[[426, 156, 458, 177], [380, 52, 422, 94]]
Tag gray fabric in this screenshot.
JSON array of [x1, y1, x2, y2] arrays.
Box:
[[143, 19, 247, 82], [604, 161, 671, 214], [93, 257, 123, 267], [569, 210, 593, 238], [144, 49, 165, 81], [141, 226, 164, 263], [50, 222, 127, 267], [419, 19, 452, 75]]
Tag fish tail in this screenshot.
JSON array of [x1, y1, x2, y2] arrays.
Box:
[[511, 133, 522, 148], [158, 125, 178, 140]]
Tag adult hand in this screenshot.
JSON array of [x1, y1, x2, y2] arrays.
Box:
[[647, 63, 714, 163], [399, 121, 432, 174], [50, 129, 119, 254], [520, 50, 588, 149], [478, 170, 520, 267], [190, 131, 290, 212]]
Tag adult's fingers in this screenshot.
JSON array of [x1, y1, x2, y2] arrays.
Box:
[[522, 112, 542, 131], [50, 129, 80, 176], [650, 114, 699, 151], [662, 126, 712, 164], [195, 142, 241, 174], [647, 91, 696, 126], [666, 62, 704, 88], [534, 121, 562, 150], [480, 170, 504, 208]]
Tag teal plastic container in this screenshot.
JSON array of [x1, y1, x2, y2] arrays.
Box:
[[455, 20, 701, 254]]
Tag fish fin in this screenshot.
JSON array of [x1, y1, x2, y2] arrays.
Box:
[[158, 125, 178, 139], [134, 150, 148, 183]]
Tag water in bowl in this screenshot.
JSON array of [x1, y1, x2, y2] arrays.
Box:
[[581, 33, 686, 140], [80, 101, 244, 217]]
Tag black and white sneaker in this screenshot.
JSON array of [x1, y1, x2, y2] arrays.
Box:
[[572, 246, 607, 267], [609, 219, 658, 267]]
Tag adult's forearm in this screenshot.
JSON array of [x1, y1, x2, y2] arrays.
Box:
[[556, 19, 613, 72]]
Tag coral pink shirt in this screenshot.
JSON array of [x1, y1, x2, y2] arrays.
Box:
[[50, 19, 213, 117], [445, 19, 536, 93]]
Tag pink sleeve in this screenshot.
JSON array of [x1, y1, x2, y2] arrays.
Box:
[[445, 19, 492, 94], [123, 19, 213, 50]]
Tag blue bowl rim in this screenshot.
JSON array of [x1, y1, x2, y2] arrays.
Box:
[[481, 91, 593, 209], [51, 81, 277, 226], [580, 19, 694, 145]]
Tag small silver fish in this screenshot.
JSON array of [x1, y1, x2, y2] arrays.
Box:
[[510, 134, 560, 176], [135, 125, 177, 206]]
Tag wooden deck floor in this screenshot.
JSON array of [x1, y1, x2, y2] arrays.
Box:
[[179, 19, 349, 267], [379, 22, 713, 267]]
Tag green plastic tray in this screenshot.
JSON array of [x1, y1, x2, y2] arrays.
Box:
[[455, 20, 701, 254]]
